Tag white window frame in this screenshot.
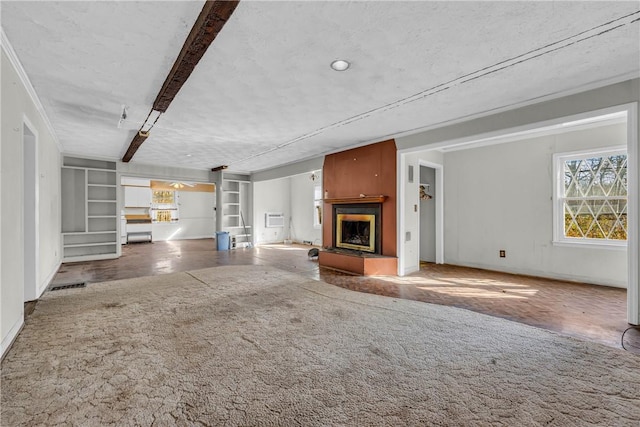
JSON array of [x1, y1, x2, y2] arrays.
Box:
[[553, 145, 627, 249], [313, 183, 322, 229]]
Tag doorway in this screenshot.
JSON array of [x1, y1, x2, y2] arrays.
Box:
[[22, 120, 38, 302], [419, 165, 436, 263]]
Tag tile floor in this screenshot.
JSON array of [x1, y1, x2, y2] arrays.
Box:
[[50, 239, 640, 354]]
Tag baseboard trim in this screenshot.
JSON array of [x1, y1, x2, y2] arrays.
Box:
[[36, 260, 62, 299], [400, 264, 420, 276], [448, 261, 627, 289], [158, 235, 214, 242], [255, 240, 284, 245], [1, 316, 25, 361]]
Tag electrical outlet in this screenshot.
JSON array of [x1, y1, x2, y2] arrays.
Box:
[[499, 250, 506, 258]]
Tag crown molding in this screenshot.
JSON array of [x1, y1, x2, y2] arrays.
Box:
[[1, 27, 63, 152]]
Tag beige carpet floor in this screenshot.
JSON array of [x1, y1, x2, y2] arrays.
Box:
[[2, 265, 639, 426]]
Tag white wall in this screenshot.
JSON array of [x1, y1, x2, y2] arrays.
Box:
[[444, 122, 627, 287], [0, 48, 3, 358], [152, 191, 215, 241], [177, 191, 216, 239], [1, 47, 62, 357], [35, 124, 61, 293], [289, 172, 322, 245], [396, 79, 639, 322], [253, 178, 291, 244], [252, 156, 323, 182], [252, 171, 322, 246], [118, 162, 212, 183], [401, 153, 420, 274]]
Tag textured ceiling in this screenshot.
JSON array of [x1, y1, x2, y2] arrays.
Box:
[[2, 1, 639, 173]]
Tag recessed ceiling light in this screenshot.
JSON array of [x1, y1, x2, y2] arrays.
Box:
[[330, 59, 350, 71], [186, 154, 192, 157]]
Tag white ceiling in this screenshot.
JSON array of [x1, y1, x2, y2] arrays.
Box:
[[2, 1, 639, 173]]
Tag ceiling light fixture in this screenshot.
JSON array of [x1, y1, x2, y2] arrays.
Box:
[[169, 181, 195, 189], [330, 59, 350, 71], [117, 105, 128, 128]]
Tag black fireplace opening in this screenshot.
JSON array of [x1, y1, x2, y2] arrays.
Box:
[[332, 204, 381, 254], [342, 219, 371, 246]]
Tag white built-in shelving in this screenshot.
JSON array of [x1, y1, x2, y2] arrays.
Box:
[[221, 174, 252, 248], [61, 156, 119, 261]]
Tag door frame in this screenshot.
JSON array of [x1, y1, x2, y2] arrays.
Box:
[[22, 115, 39, 302]]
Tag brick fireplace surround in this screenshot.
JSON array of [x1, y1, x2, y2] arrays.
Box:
[[320, 140, 398, 275]]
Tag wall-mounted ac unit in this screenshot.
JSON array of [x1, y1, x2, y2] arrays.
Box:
[[265, 212, 285, 228]]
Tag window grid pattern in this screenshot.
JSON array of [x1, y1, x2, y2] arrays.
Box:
[[152, 190, 175, 205], [562, 153, 627, 241]]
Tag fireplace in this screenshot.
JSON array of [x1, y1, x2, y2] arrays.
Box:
[[321, 195, 395, 275], [336, 214, 375, 252], [333, 204, 381, 254]]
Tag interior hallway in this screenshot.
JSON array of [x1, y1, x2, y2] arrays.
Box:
[[50, 239, 639, 354]]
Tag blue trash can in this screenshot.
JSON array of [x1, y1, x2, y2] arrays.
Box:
[[215, 231, 230, 250]]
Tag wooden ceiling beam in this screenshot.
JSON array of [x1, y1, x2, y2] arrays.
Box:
[[121, 0, 240, 162], [153, 0, 240, 113], [122, 131, 149, 163]]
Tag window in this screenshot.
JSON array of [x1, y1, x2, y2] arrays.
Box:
[[152, 190, 177, 223], [553, 147, 627, 246], [152, 190, 175, 205], [313, 184, 323, 229]]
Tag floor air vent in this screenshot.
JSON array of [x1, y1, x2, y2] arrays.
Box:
[[49, 282, 86, 291]]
